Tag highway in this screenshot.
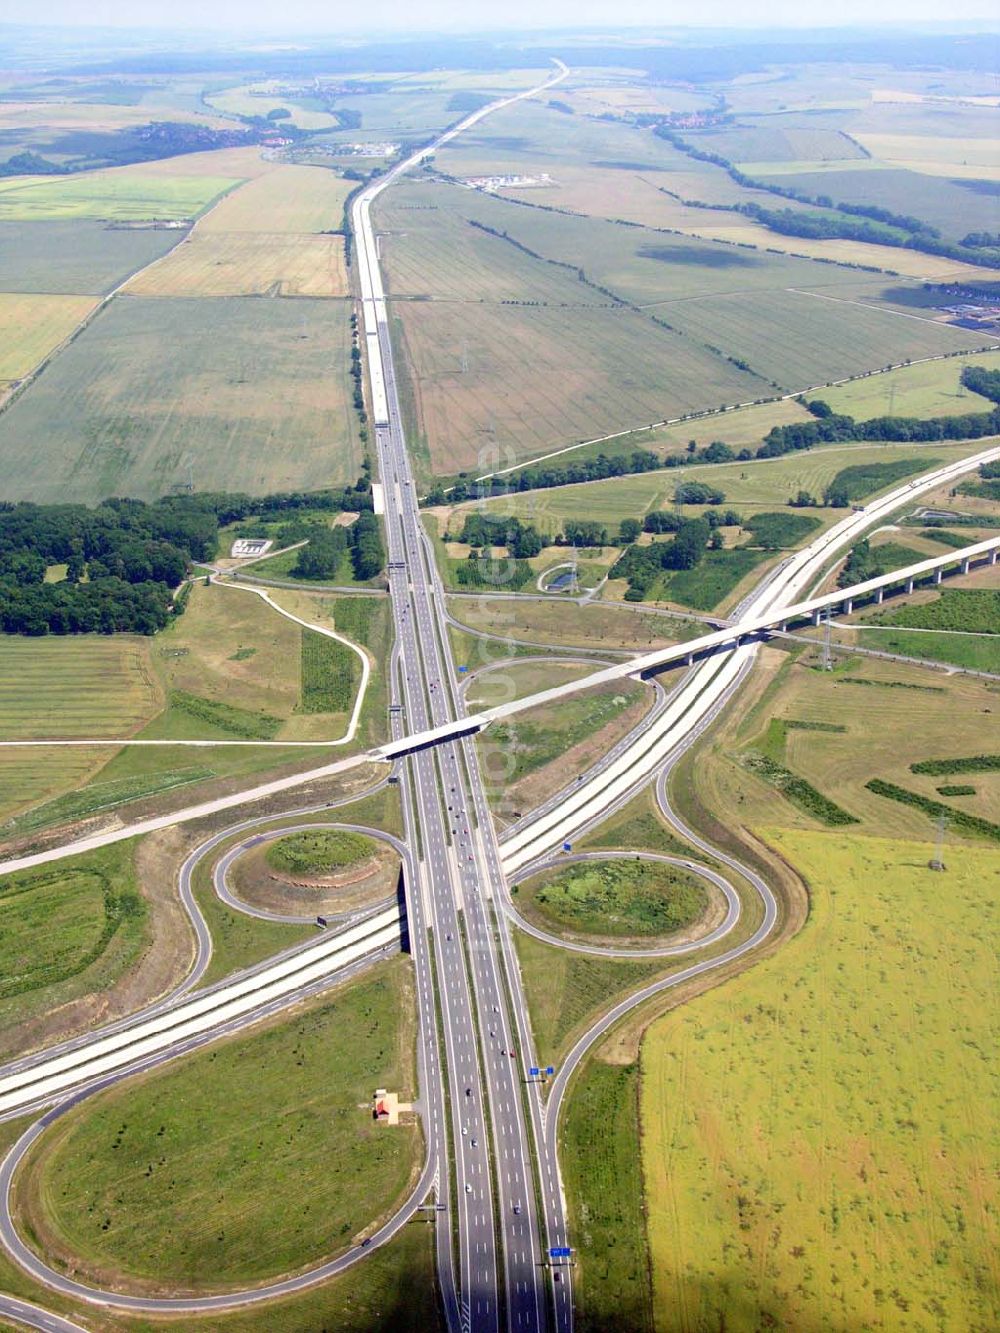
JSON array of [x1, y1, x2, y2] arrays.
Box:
[[353, 57, 571, 1333]]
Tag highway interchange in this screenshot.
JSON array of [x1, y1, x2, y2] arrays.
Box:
[[0, 61, 999, 1333]]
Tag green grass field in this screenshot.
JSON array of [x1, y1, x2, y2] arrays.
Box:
[[641, 830, 999, 1333], [477, 680, 643, 801], [561, 1060, 654, 1333], [0, 635, 161, 826], [20, 959, 419, 1288], [516, 858, 708, 940], [0, 171, 237, 221], [652, 547, 771, 612], [516, 928, 661, 1065], [451, 442, 983, 534], [0, 295, 360, 503], [0, 1108, 440, 1333], [823, 351, 1000, 418], [0, 841, 147, 1062], [857, 587, 1000, 672]]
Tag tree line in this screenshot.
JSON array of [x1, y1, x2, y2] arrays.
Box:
[[651, 124, 1000, 270]]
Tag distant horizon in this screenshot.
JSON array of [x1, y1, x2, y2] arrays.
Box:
[[2, 4, 1000, 36]]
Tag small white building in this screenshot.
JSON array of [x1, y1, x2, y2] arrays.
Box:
[[230, 538, 273, 559]]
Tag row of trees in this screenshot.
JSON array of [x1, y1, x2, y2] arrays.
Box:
[[757, 401, 1000, 460], [652, 124, 1000, 270]]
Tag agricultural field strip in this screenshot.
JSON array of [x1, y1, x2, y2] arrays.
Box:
[[473, 347, 999, 481], [0, 579, 370, 748], [0, 188, 219, 401]]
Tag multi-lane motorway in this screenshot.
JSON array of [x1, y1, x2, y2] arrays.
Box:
[[353, 60, 573, 1332]]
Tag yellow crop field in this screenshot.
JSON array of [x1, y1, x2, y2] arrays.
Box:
[[0, 171, 237, 222], [127, 231, 347, 297], [690, 218, 990, 280], [199, 165, 353, 234], [642, 830, 999, 1333], [0, 293, 96, 378], [856, 132, 1000, 178]]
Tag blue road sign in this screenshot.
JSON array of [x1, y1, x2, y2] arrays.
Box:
[[562, 842, 572, 852], [545, 1066, 555, 1075], [459, 665, 468, 673], [549, 1247, 572, 1258], [529, 1067, 539, 1076]]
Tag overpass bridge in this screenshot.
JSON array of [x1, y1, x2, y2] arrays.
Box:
[[375, 533, 1000, 761]]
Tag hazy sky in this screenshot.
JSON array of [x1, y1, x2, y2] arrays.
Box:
[[4, 0, 999, 32]]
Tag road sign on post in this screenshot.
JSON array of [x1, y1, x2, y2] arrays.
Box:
[[529, 1067, 539, 1077], [562, 842, 572, 852], [545, 1066, 554, 1075]]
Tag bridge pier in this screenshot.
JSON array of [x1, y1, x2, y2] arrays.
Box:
[[905, 578, 914, 594], [812, 609, 822, 626], [875, 588, 884, 604], [934, 569, 943, 585], [842, 598, 853, 615], [960, 558, 970, 575]]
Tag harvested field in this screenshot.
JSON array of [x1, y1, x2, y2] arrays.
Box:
[[393, 299, 759, 474], [0, 170, 237, 221], [127, 231, 348, 297], [642, 830, 999, 1333], [199, 165, 353, 234], [660, 288, 983, 389], [697, 648, 1000, 840], [0, 220, 183, 295], [0, 292, 96, 378], [0, 295, 360, 502], [854, 132, 1000, 178]]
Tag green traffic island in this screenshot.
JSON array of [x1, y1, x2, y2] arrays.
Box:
[[511, 855, 714, 949], [226, 827, 400, 918], [12, 959, 421, 1295]]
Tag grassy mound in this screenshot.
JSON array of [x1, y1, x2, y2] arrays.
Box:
[[265, 829, 377, 878], [521, 858, 707, 939]]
